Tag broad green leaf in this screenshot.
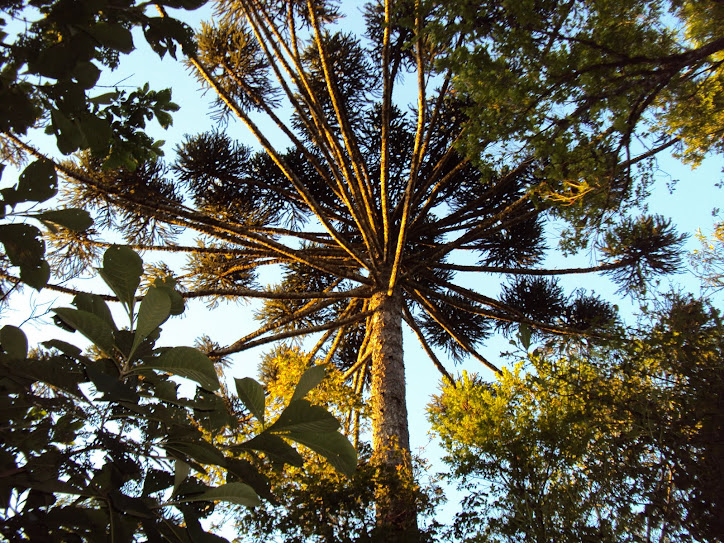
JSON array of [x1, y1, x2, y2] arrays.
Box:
[[20, 260, 50, 290], [130, 287, 171, 359], [42, 339, 84, 359], [108, 491, 154, 518], [224, 458, 274, 501], [72, 61, 101, 89], [151, 277, 185, 315], [71, 293, 118, 331], [174, 460, 190, 492], [87, 23, 134, 54], [35, 208, 94, 232], [53, 308, 116, 356], [166, 439, 226, 465], [30, 43, 75, 79], [285, 430, 357, 478], [85, 363, 139, 402], [180, 482, 260, 507], [0, 223, 44, 267], [139, 347, 219, 390], [269, 399, 340, 434], [15, 159, 57, 203], [90, 91, 119, 105], [98, 245, 142, 312], [234, 432, 303, 466], [290, 364, 326, 402], [50, 109, 83, 155], [235, 377, 265, 424], [0, 222, 49, 289], [91, 296, 118, 332], [1, 325, 27, 359], [158, 0, 208, 10], [79, 112, 112, 155], [518, 323, 532, 351]]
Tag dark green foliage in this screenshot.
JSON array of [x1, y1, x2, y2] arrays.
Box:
[[1, 0, 201, 167], [0, 159, 87, 292], [0, 0, 207, 297], [564, 291, 617, 330], [600, 215, 688, 293], [0, 246, 356, 542], [418, 294, 492, 362], [500, 276, 566, 330]]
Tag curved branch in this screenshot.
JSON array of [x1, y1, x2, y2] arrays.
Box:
[[432, 260, 631, 276], [408, 287, 501, 374], [211, 308, 375, 357], [402, 303, 456, 385]]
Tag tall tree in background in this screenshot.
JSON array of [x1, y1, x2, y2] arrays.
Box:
[[5, 0, 723, 540]]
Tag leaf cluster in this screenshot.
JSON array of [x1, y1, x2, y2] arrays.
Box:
[[1, 0, 203, 168], [0, 246, 356, 542], [0, 159, 92, 296]]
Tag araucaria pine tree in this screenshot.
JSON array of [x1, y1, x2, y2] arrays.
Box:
[[14, 0, 722, 540]]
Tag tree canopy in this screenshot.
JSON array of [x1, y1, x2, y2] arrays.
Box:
[[430, 297, 724, 543]]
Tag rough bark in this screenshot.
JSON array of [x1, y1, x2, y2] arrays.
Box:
[[368, 290, 419, 542]]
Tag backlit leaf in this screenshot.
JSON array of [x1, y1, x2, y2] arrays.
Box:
[[53, 308, 116, 356], [235, 377, 265, 424], [98, 245, 142, 312], [35, 208, 94, 232], [180, 482, 260, 507], [1, 325, 27, 360], [290, 364, 326, 402], [139, 347, 220, 390]]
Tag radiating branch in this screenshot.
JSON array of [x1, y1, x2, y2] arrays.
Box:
[[186, 55, 375, 276], [211, 309, 375, 357], [402, 303, 455, 385], [409, 288, 501, 374]]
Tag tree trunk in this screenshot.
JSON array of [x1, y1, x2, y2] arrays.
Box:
[[367, 290, 419, 542]]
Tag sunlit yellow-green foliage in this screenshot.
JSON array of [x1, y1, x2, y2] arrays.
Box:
[[229, 346, 379, 542], [432, 0, 724, 228], [692, 221, 724, 290], [259, 345, 368, 425], [655, 0, 724, 165], [430, 354, 671, 541], [429, 297, 724, 542]]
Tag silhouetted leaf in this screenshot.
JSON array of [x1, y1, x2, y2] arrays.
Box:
[[87, 23, 134, 54], [53, 308, 116, 356], [0, 223, 44, 267], [15, 159, 57, 203], [285, 430, 357, 478], [0, 325, 27, 360], [35, 208, 94, 232], [130, 287, 171, 359], [140, 347, 220, 390], [234, 432, 304, 466], [98, 245, 143, 312], [269, 399, 339, 434], [290, 364, 326, 402], [174, 460, 191, 492], [180, 482, 260, 507], [20, 260, 50, 290], [235, 377, 265, 424]]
